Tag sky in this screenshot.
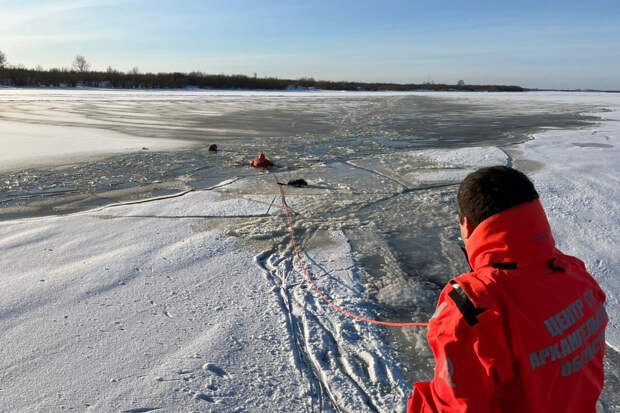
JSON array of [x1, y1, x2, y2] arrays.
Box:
[[0, 0, 619, 90]]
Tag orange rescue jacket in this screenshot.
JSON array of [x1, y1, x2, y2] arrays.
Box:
[[251, 153, 273, 168]]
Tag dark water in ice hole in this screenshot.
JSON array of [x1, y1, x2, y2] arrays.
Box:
[[1, 94, 617, 408]]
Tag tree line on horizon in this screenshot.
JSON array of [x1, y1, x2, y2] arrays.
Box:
[[0, 53, 525, 92]]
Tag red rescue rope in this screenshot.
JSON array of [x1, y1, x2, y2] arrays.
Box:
[[272, 173, 428, 328]]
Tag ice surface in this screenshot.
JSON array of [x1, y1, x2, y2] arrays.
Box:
[[0, 88, 412, 101], [404, 146, 508, 184], [0, 90, 618, 411], [0, 119, 186, 173], [93, 191, 279, 218], [0, 88, 599, 177]]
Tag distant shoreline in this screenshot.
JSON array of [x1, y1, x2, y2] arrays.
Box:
[[1, 86, 618, 93], [0, 67, 525, 92]]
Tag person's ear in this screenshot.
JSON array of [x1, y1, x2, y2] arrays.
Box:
[[462, 216, 475, 239]]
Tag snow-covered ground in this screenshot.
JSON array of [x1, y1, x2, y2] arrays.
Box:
[[0, 182, 411, 411], [0, 91, 618, 411]]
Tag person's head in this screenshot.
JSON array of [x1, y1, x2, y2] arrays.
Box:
[[457, 166, 539, 242]]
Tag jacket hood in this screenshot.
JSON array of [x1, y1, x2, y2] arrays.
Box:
[[465, 199, 556, 271]]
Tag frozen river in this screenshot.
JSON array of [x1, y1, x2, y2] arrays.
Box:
[[0, 89, 599, 217], [0, 89, 618, 412]]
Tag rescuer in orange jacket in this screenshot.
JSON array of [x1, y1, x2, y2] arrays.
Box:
[[408, 166, 607, 413], [251, 153, 273, 168]]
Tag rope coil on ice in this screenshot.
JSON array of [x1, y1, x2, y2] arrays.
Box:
[[272, 173, 429, 328]]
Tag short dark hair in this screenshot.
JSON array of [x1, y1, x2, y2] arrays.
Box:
[[457, 166, 539, 228]]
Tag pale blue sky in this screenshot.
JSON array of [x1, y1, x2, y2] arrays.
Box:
[[1, 0, 619, 89]]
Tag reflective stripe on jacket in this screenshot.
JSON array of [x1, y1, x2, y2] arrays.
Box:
[[408, 199, 607, 413]]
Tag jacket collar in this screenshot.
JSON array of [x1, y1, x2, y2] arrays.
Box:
[[465, 200, 556, 271]]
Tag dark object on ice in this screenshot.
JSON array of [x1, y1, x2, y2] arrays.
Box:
[[287, 179, 308, 188], [208, 144, 218, 152], [250, 153, 273, 168], [276, 178, 308, 187], [141, 147, 149, 150]]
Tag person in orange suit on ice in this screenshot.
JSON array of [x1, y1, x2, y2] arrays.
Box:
[[250, 153, 274, 168]]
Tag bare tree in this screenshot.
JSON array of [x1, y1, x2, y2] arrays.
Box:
[[72, 55, 90, 72], [129, 66, 140, 75], [457, 79, 465, 86], [0, 50, 6, 68]]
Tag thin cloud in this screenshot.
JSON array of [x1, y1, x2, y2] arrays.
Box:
[[0, 0, 126, 31]]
